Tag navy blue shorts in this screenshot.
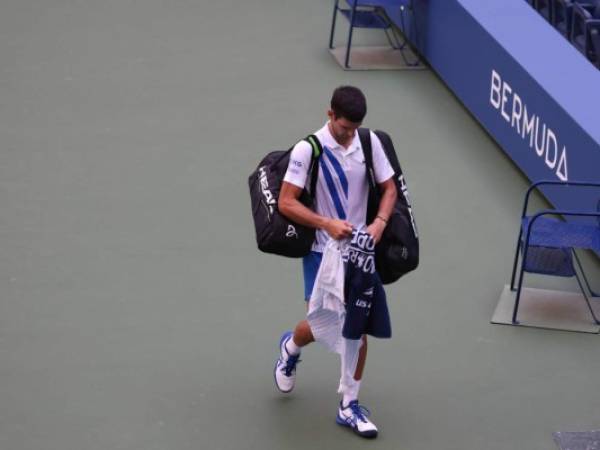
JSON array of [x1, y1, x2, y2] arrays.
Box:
[[302, 251, 323, 301]]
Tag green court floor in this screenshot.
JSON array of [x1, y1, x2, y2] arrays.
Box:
[[1, 1, 599, 449]]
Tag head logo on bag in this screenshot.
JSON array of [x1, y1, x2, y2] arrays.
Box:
[[359, 128, 420, 284], [286, 225, 299, 239], [258, 166, 276, 215], [398, 174, 418, 238], [248, 135, 322, 258]]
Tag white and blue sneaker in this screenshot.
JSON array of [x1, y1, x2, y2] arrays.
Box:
[[336, 400, 378, 438], [273, 331, 301, 393]]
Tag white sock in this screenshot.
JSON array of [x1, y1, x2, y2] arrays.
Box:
[[342, 379, 361, 408], [338, 338, 363, 407], [285, 336, 301, 356]]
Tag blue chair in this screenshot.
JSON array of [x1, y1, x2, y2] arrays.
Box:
[[590, 18, 600, 67], [570, 1, 600, 63], [509, 181, 600, 325], [536, 0, 554, 22], [328, 0, 415, 68], [551, 0, 574, 38]]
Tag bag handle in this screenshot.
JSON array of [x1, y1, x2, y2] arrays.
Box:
[[305, 134, 322, 199]]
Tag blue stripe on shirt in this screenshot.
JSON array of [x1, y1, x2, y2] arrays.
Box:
[[323, 147, 348, 198], [319, 159, 346, 220]]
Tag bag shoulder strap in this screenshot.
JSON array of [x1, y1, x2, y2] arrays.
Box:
[[359, 128, 382, 224], [373, 129, 403, 178], [358, 128, 378, 193], [304, 134, 322, 198]]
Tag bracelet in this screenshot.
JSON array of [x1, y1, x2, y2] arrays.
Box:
[[376, 215, 388, 224]]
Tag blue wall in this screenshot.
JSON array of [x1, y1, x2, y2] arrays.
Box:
[[408, 0, 600, 218]]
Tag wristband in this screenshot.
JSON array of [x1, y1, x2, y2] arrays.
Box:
[[376, 215, 388, 224]]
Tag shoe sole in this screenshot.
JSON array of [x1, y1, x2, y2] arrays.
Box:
[[273, 331, 294, 394], [336, 414, 378, 439]]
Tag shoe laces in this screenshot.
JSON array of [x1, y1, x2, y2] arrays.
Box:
[[282, 353, 300, 377], [348, 401, 371, 423]]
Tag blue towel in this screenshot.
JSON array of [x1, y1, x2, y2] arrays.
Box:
[[342, 230, 391, 340]]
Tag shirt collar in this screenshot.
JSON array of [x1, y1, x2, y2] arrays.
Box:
[[319, 122, 362, 155]]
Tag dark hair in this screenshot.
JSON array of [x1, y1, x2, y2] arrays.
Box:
[[330, 86, 367, 123]]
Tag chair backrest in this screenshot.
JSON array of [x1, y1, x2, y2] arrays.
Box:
[[591, 21, 600, 67], [576, 0, 600, 5], [572, 3, 592, 39], [539, 0, 551, 8], [551, 0, 573, 34], [537, 0, 553, 20], [578, 3, 593, 18]]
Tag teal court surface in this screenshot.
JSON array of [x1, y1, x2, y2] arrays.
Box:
[[1, 1, 599, 450]]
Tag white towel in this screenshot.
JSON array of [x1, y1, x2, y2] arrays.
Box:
[[306, 239, 362, 396], [307, 239, 345, 353]]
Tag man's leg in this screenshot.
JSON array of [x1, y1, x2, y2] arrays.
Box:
[[293, 317, 314, 346], [340, 335, 367, 405], [353, 335, 367, 380], [337, 335, 378, 439], [274, 317, 314, 393], [274, 251, 321, 393]]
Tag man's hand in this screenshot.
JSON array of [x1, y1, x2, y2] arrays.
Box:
[[366, 218, 386, 244], [324, 218, 353, 240]]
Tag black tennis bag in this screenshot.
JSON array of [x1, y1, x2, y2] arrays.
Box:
[[360, 128, 419, 284], [248, 136, 322, 257]]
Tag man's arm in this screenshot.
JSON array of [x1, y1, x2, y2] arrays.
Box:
[[366, 177, 397, 244], [279, 181, 353, 240]]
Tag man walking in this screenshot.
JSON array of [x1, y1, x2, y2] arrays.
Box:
[[274, 86, 397, 438]]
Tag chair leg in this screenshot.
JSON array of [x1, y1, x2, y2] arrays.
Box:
[[399, 4, 411, 43], [329, 0, 340, 49], [512, 256, 528, 324], [344, 4, 358, 68], [387, 18, 406, 50], [397, 5, 420, 67], [573, 266, 600, 325], [384, 26, 401, 49], [572, 250, 599, 297], [510, 230, 523, 291], [512, 231, 535, 325]]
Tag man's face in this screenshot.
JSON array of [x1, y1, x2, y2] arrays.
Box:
[[327, 111, 361, 147]]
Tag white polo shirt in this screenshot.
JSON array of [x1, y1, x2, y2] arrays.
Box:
[[283, 122, 395, 252]]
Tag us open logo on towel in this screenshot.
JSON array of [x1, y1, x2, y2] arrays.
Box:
[[355, 299, 372, 309], [346, 229, 376, 274], [356, 287, 373, 309]]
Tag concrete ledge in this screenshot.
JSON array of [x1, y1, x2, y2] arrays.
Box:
[[491, 284, 600, 334], [329, 46, 425, 71]]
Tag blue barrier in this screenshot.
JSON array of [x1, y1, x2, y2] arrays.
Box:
[[405, 0, 600, 220]]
